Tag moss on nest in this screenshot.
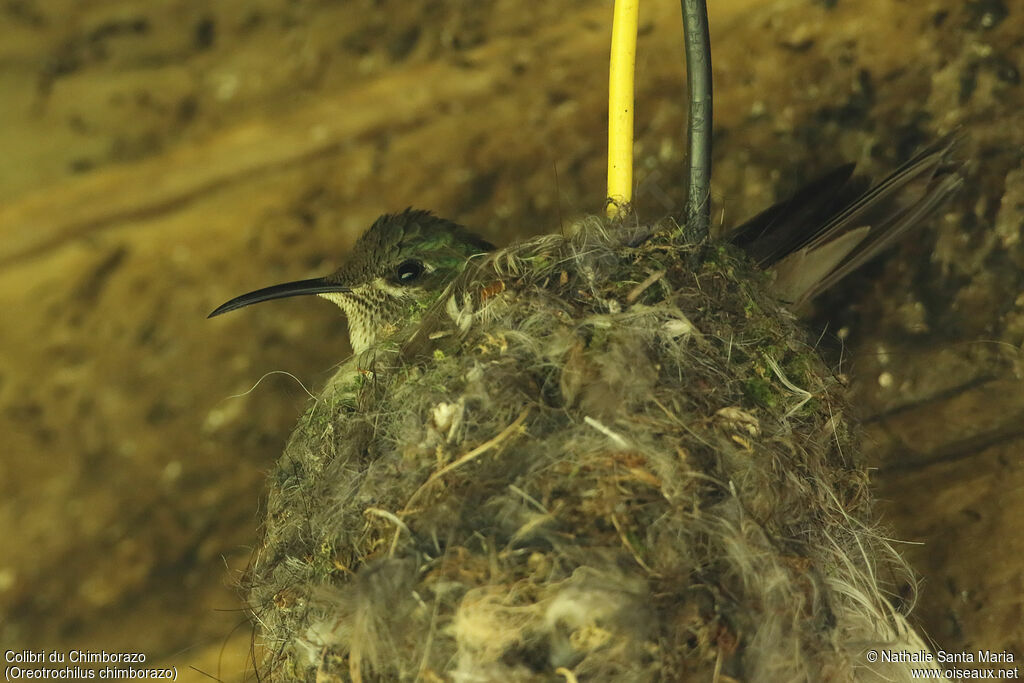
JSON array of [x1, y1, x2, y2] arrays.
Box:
[[246, 218, 925, 681]]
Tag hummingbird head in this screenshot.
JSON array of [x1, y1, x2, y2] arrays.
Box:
[[208, 208, 494, 353]]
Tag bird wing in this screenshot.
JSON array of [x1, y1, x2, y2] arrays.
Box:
[[728, 138, 963, 305]]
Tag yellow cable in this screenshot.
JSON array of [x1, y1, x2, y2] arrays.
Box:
[[606, 0, 639, 219]]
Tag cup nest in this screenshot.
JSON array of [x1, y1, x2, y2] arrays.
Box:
[[246, 217, 925, 682]]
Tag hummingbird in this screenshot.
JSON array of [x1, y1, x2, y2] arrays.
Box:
[[208, 142, 960, 350], [207, 209, 494, 353]]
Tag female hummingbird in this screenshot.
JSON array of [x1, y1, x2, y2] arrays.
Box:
[[208, 142, 959, 352], [207, 209, 494, 353]]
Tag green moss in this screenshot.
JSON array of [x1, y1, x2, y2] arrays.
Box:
[[744, 377, 777, 407], [743, 290, 762, 318], [525, 254, 552, 272], [783, 352, 816, 388], [794, 397, 820, 418]]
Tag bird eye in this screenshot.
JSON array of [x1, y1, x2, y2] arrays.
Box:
[[395, 259, 424, 284]]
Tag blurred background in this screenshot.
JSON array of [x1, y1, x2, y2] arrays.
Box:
[[1, 0, 1021, 679]]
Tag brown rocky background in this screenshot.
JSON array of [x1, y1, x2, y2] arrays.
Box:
[[0, 0, 1020, 679]]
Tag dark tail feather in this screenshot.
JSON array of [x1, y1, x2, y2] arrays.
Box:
[[728, 162, 863, 266], [728, 138, 964, 305]]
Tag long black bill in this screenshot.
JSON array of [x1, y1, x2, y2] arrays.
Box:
[[207, 277, 350, 318]]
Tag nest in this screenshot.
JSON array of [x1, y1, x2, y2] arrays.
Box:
[[246, 217, 926, 681]]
